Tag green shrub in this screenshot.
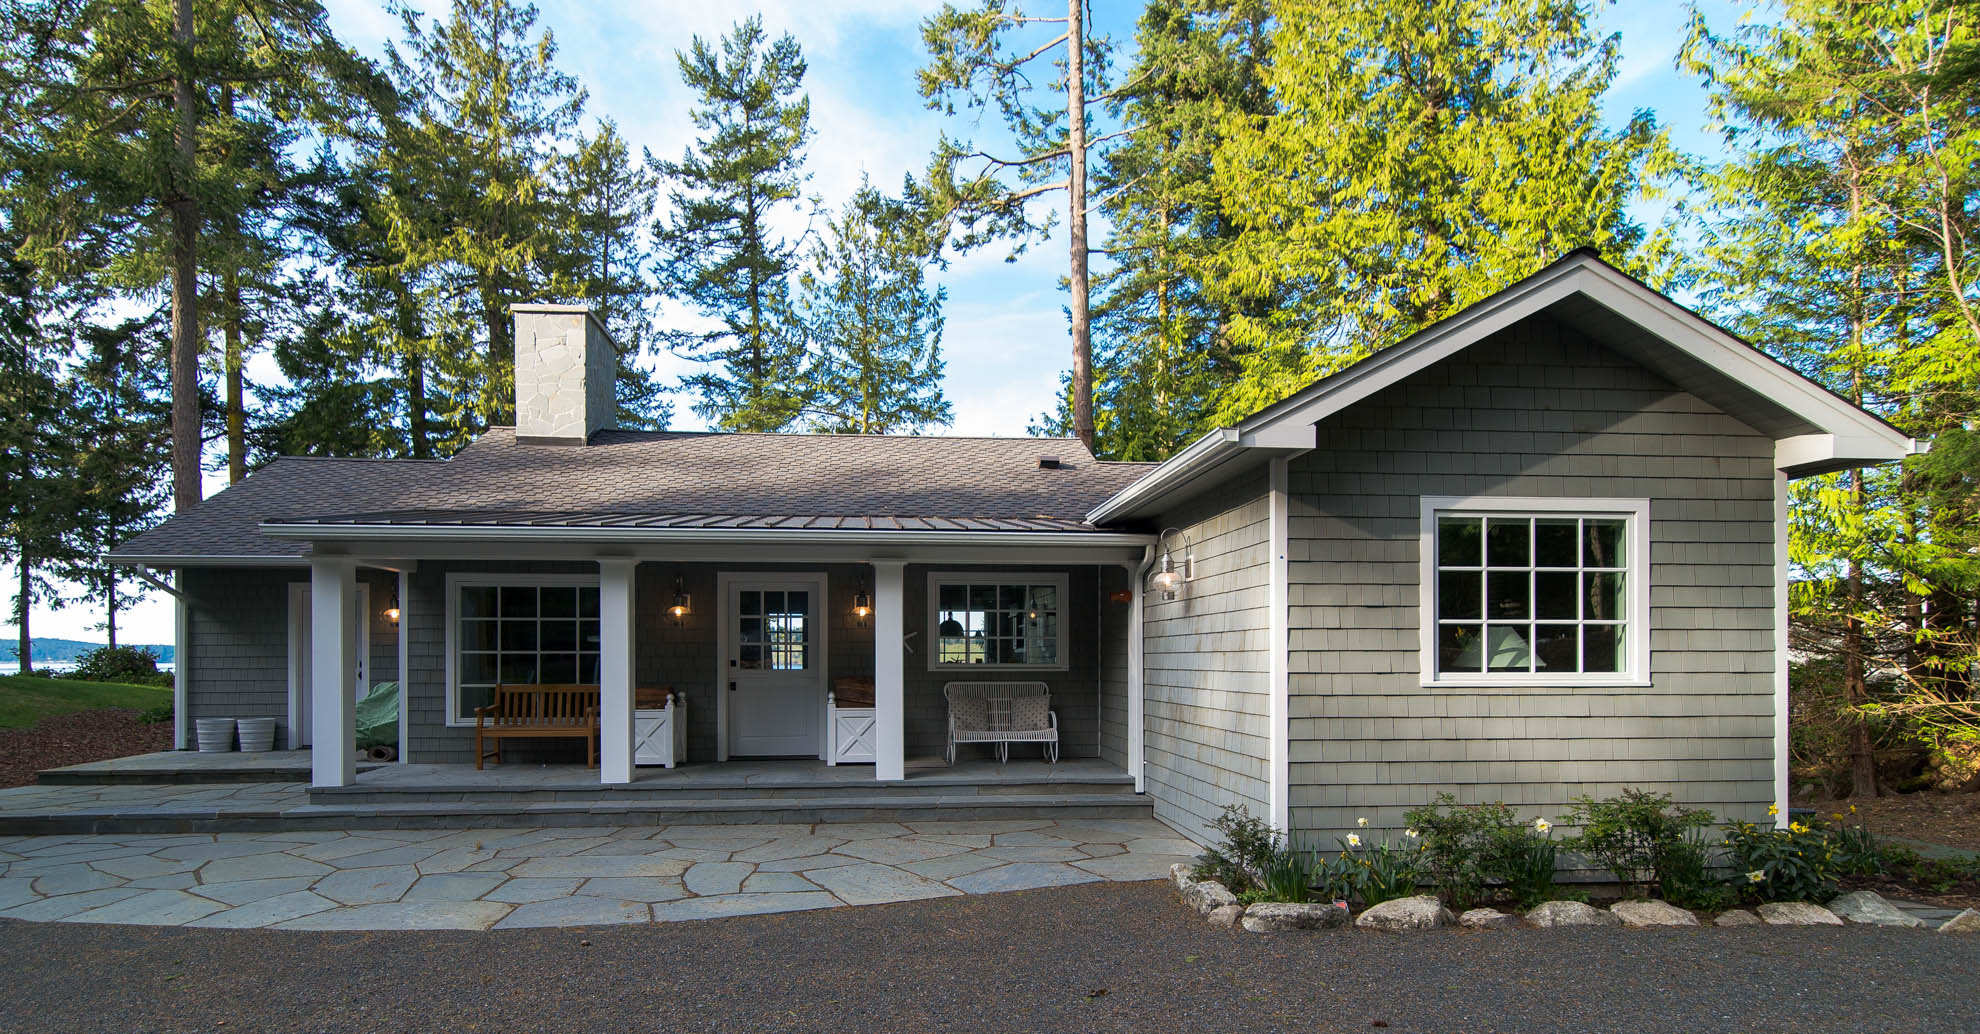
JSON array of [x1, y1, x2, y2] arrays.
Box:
[[1563, 789, 1714, 897], [66, 646, 172, 688], [1723, 819, 1841, 903], [1500, 821, 1570, 908], [1193, 804, 1277, 894], [136, 703, 175, 725], [1256, 843, 1322, 904], [1334, 821, 1425, 907], [1876, 846, 1980, 893], [1402, 794, 1517, 909], [1656, 828, 1736, 911]]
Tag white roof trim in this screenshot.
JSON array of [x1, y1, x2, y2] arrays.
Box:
[[260, 521, 1156, 551], [1090, 254, 1922, 521]]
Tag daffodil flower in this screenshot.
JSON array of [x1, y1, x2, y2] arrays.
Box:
[[1766, 804, 1779, 817], [1533, 818, 1552, 834], [1346, 833, 1362, 848], [1404, 828, 1420, 839], [1747, 869, 1766, 883], [1789, 822, 1809, 834], [1357, 817, 1369, 828]]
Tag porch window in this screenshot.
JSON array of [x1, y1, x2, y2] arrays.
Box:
[[928, 572, 1067, 671], [449, 578, 601, 723], [1420, 497, 1649, 686]]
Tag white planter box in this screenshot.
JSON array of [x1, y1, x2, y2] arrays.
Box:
[[828, 693, 876, 766], [633, 695, 687, 768]]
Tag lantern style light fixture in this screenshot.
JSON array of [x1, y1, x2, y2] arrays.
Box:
[[383, 587, 401, 624], [852, 576, 873, 628], [668, 576, 692, 626], [1149, 527, 1193, 601]]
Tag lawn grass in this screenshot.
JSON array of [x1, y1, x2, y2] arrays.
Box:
[[0, 673, 171, 729]]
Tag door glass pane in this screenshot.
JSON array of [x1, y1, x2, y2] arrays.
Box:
[[740, 591, 762, 617]]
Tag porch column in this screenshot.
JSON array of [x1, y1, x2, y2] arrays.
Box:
[[872, 560, 907, 782], [598, 559, 637, 785], [1123, 561, 1145, 794], [309, 557, 358, 788]]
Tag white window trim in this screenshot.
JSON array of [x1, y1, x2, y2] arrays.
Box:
[[444, 572, 602, 728], [925, 570, 1072, 673], [1418, 496, 1652, 688]]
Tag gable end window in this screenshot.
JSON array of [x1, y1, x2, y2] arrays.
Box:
[[926, 572, 1068, 671], [1419, 497, 1650, 687]]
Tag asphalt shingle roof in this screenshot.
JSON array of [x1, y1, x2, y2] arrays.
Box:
[[113, 429, 1157, 560]]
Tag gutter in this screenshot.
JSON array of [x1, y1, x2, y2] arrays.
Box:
[[259, 522, 1157, 550], [1084, 428, 1245, 526]]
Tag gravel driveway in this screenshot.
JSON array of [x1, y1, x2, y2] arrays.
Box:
[[1, 881, 1972, 1034]]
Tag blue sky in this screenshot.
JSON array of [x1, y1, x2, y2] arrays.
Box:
[[6, 0, 1750, 650]]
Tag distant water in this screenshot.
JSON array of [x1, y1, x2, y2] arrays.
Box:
[[12, 660, 176, 675]]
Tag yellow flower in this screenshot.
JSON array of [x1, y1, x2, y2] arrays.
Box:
[[1848, 804, 1858, 814], [1831, 813, 1845, 821], [1789, 822, 1809, 834], [1345, 833, 1362, 848], [1404, 828, 1420, 839], [1766, 804, 1780, 817], [1747, 870, 1766, 883], [1533, 818, 1552, 834]]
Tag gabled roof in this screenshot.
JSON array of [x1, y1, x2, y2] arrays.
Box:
[[112, 430, 1157, 563], [1087, 250, 1923, 524]]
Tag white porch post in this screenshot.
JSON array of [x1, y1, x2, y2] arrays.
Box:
[[873, 560, 907, 782], [309, 557, 358, 787], [598, 559, 637, 785], [171, 570, 189, 751], [1124, 561, 1146, 794]]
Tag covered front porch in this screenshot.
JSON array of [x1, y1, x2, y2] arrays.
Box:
[[291, 532, 1153, 792]]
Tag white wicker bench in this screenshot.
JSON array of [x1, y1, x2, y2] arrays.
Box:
[[944, 681, 1058, 765]]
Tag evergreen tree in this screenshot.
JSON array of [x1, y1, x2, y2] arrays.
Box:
[[0, 241, 82, 673], [1206, 0, 1672, 422], [798, 179, 951, 435], [654, 16, 813, 432], [1081, 0, 1269, 460], [917, 0, 1110, 450], [554, 120, 670, 430], [380, 0, 585, 430]]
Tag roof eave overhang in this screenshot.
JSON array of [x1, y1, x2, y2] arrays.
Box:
[[1086, 255, 1924, 522], [108, 554, 308, 568], [259, 522, 1156, 551]]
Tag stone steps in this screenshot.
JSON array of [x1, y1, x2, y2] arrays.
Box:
[[0, 791, 1152, 836], [308, 777, 1138, 805]]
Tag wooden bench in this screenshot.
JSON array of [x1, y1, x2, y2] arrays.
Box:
[[474, 684, 600, 770], [944, 681, 1058, 765]]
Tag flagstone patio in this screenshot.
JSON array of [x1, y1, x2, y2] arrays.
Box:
[[0, 818, 1198, 930]]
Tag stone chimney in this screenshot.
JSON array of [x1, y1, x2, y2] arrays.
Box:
[[511, 304, 616, 445]]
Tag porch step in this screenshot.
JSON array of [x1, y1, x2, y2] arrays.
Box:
[[0, 792, 1152, 836], [307, 777, 1139, 805]]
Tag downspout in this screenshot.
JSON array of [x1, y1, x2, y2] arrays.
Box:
[[1129, 544, 1157, 794]]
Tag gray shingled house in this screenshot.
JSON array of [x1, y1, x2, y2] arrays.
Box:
[[111, 252, 1919, 845]]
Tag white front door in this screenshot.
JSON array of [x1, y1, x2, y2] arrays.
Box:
[[725, 577, 824, 757], [288, 583, 371, 749]]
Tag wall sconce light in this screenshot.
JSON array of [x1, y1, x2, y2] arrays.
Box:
[[852, 576, 873, 628], [668, 576, 691, 626], [383, 587, 401, 624], [1149, 527, 1193, 601]]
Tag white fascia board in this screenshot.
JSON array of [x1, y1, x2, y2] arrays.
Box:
[[1776, 433, 1923, 477], [261, 521, 1155, 551], [1083, 428, 1247, 525]]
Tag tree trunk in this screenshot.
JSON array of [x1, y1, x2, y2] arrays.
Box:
[[105, 560, 118, 650], [1065, 0, 1094, 452], [168, 0, 202, 512], [401, 292, 429, 458], [222, 86, 245, 484], [484, 289, 508, 427], [17, 560, 30, 675]]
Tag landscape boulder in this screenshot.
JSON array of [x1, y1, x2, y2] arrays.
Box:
[[1610, 900, 1700, 928], [1353, 895, 1455, 932], [1241, 901, 1351, 933], [1826, 891, 1924, 929], [1525, 900, 1621, 928], [1756, 901, 1844, 926], [1170, 863, 1196, 891], [1940, 908, 1980, 934], [1206, 904, 1245, 929], [1182, 879, 1238, 915], [1713, 910, 1762, 927], [1458, 907, 1519, 930]]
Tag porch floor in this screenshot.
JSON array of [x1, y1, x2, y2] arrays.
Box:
[[38, 750, 378, 786], [339, 757, 1131, 793]]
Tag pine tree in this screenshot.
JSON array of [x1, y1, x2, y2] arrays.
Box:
[[554, 121, 670, 430], [798, 179, 951, 435], [1206, 0, 1672, 422], [654, 16, 814, 433], [379, 0, 585, 430], [917, 0, 1110, 450], [0, 240, 83, 673]]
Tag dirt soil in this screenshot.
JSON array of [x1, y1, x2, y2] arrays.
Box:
[[1792, 788, 1980, 852], [0, 708, 173, 789]]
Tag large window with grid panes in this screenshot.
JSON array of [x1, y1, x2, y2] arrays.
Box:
[[927, 572, 1068, 671], [1420, 497, 1649, 686], [446, 575, 601, 724]]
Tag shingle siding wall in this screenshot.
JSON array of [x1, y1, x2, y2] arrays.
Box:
[[1097, 564, 1132, 768], [184, 566, 399, 749], [1285, 314, 1778, 841], [1144, 472, 1273, 845]]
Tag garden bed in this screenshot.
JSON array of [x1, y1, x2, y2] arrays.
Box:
[[0, 707, 174, 789], [1792, 790, 1980, 852]]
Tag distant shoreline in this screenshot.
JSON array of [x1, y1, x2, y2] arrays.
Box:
[[2, 637, 176, 666]]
